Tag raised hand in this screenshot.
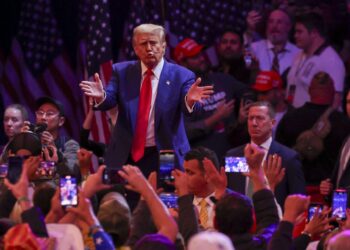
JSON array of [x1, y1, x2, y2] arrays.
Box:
[[172, 169, 189, 196], [118, 165, 151, 194], [42, 145, 58, 163], [214, 100, 235, 120], [305, 206, 334, 238], [4, 156, 40, 210], [238, 99, 253, 124], [243, 143, 266, 191], [67, 190, 100, 227], [246, 10, 262, 34], [244, 143, 265, 172], [263, 154, 285, 193], [79, 73, 105, 103], [77, 148, 92, 176], [83, 165, 112, 198], [45, 188, 65, 223], [203, 158, 227, 199], [41, 131, 55, 146], [282, 194, 310, 224], [186, 78, 214, 107], [319, 178, 333, 196]]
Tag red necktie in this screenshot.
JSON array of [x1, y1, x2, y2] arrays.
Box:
[[131, 69, 153, 162]]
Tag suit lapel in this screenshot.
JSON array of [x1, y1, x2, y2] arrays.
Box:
[[268, 140, 280, 156], [126, 62, 142, 132], [155, 60, 172, 131]]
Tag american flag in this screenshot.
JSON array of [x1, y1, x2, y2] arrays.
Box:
[[78, 0, 113, 145], [0, 0, 84, 139], [122, 0, 253, 63]]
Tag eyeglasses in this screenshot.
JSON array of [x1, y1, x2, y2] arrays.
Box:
[[35, 110, 59, 118]]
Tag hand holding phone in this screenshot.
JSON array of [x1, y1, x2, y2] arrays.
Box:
[[0, 164, 8, 178], [102, 168, 126, 185], [7, 156, 24, 184], [308, 203, 323, 222], [36, 161, 56, 179], [159, 192, 178, 209], [332, 189, 347, 220], [60, 175, 78, 207], [158, 150, 175, 192]]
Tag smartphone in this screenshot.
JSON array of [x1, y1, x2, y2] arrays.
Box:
[[0, 164, 8, 178], [102, 168, 126, 185], [7, 156, 23, 184], [225, 157, 249, 173], [36, 161, 56, 179], [308, 203, 323, 222], [60, 175, 78, 207], [159, 192, 178, 209], [158, 150, 175, 192], [241, 91, 256, 106], [332, 189, 348, 220]]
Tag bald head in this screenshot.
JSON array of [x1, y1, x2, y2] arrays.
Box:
[[327, 230, 350, 250], [267, 9, 292, 46]]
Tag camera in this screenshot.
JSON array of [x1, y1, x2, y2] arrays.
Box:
[[29, 123, 47, 135]]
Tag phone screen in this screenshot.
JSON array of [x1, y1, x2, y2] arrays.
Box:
[[308, 204, 323, 222], [158, 150, 175, 192], [332, 190, 347, 220], [159, 193, 178, 209], [242, 91, 256, 106], [36, 161, 56, 179], [7, 156, 23, 184], [0, 164, 8, 178], [225, 157, 249, 173], [102, 168, 125, 185], [60, 175, 78, 207]]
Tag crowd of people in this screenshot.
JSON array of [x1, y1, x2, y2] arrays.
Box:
[[1, 3, 350, 250]]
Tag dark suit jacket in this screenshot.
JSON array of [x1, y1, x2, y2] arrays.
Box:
[[226, 140, 306, 208], [329, 136, 350, 206], [97, 60, 196, 170], [331, 136, 350, 189]]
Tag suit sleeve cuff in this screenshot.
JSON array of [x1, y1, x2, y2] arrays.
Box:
[[185, 95, 194, 113], [94, 91, 106, 107]]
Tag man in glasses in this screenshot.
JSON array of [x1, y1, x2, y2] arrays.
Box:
[[34, 96, 79, 173]]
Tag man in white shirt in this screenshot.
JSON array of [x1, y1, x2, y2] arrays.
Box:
[[250, 9, 300, 76], [287, 13, 345, 108]]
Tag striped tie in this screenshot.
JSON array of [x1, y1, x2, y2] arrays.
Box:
[[199, 199, 208, 228], [271, 48, 280, 73]]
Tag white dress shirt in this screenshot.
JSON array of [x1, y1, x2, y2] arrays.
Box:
[[140, 59, 164, 147], [193, 193, 216, 229]]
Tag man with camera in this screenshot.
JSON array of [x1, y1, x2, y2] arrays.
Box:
[[31, 97, 79, 175]]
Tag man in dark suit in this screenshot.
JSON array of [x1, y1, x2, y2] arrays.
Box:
[[226, 101, 305, 208], [320, 88, 350, 205], [80, 23, 213, 177]]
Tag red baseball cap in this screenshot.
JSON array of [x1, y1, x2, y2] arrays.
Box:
[[174, 38, 204, 63], [251, 71, 283, 92]]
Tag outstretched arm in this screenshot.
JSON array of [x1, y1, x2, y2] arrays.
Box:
[[119, 166, 178, 242], [79, 73, 105, 104]]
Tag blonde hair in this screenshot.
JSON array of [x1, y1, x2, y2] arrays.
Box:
[[132, 23, 166, 45]]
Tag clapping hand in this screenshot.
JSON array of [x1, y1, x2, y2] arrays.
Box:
[[186, 78, 214, 107], [79, 73, 105, 103]]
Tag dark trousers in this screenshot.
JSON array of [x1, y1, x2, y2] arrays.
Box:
[[125, 146, 159, 211]]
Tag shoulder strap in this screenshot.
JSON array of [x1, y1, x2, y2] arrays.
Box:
[[312, 107, 334, 137]]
